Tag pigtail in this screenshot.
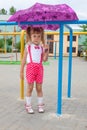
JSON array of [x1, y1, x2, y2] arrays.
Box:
[[26, 26, 31, 37], [26, 26, 31, 34], [40, 27, 45, 45], [26, 26, 32, 42]]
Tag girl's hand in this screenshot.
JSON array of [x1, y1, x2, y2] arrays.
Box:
[[42, 44, 49, 62], [44, 44, 49, 53]]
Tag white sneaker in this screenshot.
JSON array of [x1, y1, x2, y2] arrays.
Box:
[[38, 104, 45, 113], [25, 104, 34, 114]]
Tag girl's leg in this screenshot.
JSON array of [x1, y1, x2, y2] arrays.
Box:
[[26, 83, 34, 97], [36, 83, 44, 113], [25, 83, 34, 114], [36, 83, 43, 97]]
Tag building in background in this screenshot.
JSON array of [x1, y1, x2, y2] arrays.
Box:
[[45, 28, 79, 56]]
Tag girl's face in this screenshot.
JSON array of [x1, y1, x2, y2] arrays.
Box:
[[31, 33, 41, 45]]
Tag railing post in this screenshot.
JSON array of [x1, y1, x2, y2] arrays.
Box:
[[68, 29, 73, 97], [54, 41, 56, 59], [57, 24, 64, 115], [65, 25, 73, 98]]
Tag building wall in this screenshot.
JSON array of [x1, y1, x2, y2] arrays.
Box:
[[63, 35, 78, 56], [46, 33, 79, 57]]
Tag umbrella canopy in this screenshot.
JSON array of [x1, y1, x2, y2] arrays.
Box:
[[8, 3, 78, 30]]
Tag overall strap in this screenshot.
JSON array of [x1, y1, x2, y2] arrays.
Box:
[[28, 45, 32, 63], [40, 46, 43, 63]]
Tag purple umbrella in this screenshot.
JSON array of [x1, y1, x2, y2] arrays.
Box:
[[8, 3, 78, 30]]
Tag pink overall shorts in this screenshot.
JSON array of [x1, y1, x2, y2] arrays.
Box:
[[26, 45, 43, 84]]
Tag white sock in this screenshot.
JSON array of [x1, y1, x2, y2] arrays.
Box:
[[38, 97, 43, 105], [26, 96, 32, 106]]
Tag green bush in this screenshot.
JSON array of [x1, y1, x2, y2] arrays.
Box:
[[7, 37, 12, 46], [15, 41, 21, 52], [0, 38, 4, 48], [0, 37, 13, 52], [7, 45, 12, 52]]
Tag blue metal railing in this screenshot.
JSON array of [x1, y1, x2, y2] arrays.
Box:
[[0, 20, 87, 26], [65, 25, 73, 98], [57, 24, 64, 115]]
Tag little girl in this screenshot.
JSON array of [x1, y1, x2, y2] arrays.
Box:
[[20, 26, 49, 114]]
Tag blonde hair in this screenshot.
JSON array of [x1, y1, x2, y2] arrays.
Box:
[[26, 26, 45, 44]]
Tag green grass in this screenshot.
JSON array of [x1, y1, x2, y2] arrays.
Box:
[[0, 60, 50, 65], [43, 61, 50, 65], [0, 61, 20, 65]]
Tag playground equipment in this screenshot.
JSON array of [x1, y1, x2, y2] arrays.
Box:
[[1, 21, 87, 116]]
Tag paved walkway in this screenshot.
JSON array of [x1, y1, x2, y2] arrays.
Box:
[[0, 57, 87, 130]]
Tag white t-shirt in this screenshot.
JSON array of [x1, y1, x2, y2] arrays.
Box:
[[25, 44, 43, 63]]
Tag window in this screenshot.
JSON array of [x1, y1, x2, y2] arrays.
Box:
[[47, 35, 53, 40], [47, 35, 54, 54], [67, 35, 76, 41], [67, 47, 76, 53]]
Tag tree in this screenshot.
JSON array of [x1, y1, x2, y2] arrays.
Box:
[[79, 24, 87, 32], [9, 6, 16, 15], [0, 8, 7, 15], [79, 24, 87, 51]]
